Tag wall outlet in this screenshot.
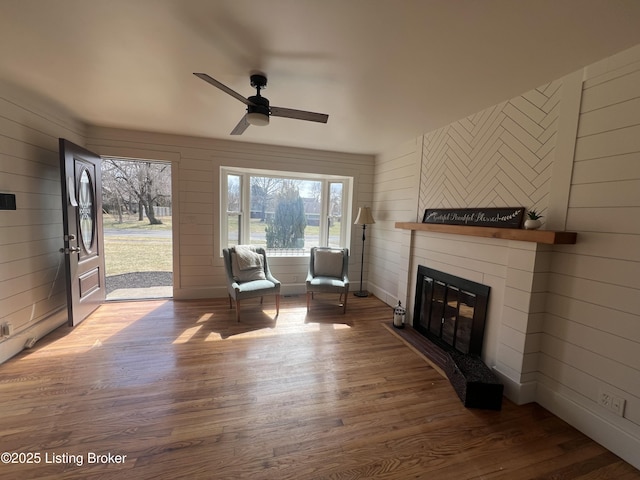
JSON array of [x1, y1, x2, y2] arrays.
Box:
[[599, 389, 626, 417], [611, 396, 626, 417], [599, 390, 612, 408]]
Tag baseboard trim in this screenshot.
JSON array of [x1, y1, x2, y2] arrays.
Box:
[[536, 382, 640, 471], [368, 282, 398, 308], [0, 307, 68, 364], [492, 368, 537, 405], [172, 287, 226, 300], [173, 284, 308, 300]]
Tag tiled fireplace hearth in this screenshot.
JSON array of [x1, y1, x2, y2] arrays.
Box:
[[395, 222, 576, 404]]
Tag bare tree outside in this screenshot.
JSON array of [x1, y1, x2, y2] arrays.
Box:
[[102, 158, 173, 300], [227, 175, 241, 212], [102, 159, 171, 224], [251, 176, 283, 221], [330, 183, 342, 216], [310, 181, 322, 205]]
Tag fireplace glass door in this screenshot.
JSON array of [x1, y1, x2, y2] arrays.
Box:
[[415, 266, 489, 356]]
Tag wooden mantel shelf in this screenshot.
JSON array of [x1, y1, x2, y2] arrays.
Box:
[[395, 222, 577, 245]]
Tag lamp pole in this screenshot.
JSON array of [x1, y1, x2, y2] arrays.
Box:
[[353, 206, 374, 297], [354, 223, 368, 297]]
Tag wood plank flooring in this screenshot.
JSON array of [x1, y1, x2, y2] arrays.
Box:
[[1, 295, 638, 479]]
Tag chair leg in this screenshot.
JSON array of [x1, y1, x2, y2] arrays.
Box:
[[276, 294, 280, 316], [235, 299, 240, 322], [306, 292, 311, 312], [228, 294, 233, 309], [343, 290, 348, 314]]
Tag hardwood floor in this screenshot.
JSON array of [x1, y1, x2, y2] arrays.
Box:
[[1, 295, 638, 479]]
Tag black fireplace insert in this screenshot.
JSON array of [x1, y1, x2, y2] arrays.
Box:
[[413, 266, 490, 356], [411, 266, 502, 409]]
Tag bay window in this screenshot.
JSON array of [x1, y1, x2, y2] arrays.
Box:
[[221, 167, 352, 255]]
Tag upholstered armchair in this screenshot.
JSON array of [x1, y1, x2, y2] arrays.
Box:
[[222, 246, 281, 322], [306, 247, 349, 314]]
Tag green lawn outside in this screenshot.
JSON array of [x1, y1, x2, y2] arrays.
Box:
[[103, 215, 172, 276], [103, 214, 172, 231], [103, 215, 341, 277], [227, 217, 343, 246]]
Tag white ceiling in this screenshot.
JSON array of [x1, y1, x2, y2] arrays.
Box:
[[2, 0, 640, 155]]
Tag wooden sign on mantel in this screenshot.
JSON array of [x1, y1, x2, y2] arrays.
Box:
[[422, 207, 525, 229]]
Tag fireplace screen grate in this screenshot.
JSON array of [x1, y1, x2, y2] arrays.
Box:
[[414, 266, 490, 356]]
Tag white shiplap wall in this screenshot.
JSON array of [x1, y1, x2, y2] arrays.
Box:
[[0, 80, 86, 363], [537, 45, 640, 466], [369, 44, 640, 469], [86, 127, 375, 299]]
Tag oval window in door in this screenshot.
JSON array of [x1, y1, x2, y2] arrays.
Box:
[[78, 168, 95, 253]]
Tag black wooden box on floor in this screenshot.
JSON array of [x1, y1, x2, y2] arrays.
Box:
[[444, 350, 504, 410]]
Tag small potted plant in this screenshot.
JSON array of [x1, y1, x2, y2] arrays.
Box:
[[524, 209, 543, 230]]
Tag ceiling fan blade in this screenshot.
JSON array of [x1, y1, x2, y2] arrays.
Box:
[[193, 73, 252, 106], [230, 114, 250, 135], [270, 106, 329, 124]]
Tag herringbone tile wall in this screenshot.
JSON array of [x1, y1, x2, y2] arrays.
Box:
[[419, 80, 563, 215]]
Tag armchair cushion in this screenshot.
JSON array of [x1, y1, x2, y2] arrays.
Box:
[[313, 249, 344, 278], [233, 279, 276, 294], [308, 276, 347, 288], [231, 251, 266, 282]]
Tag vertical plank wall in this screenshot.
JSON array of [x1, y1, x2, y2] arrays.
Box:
[[86, 127, 375, 300], [0, 80, 86, 363]]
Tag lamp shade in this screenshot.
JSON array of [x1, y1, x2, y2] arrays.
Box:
[[354, 206, 375, 225]]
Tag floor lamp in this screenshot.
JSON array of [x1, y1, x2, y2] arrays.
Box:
[[353, 206, 375, 297]]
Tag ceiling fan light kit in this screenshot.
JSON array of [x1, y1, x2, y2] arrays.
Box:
[[194, 71, 328, 135], [246, 85, 270, 126], [247, 112, 269, 126]]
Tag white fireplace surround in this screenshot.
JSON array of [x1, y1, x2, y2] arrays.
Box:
[[399, 227, 554, 404], [391, 69, 584, 405]]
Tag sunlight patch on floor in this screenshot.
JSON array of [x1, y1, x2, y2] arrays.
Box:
[[205, 332, 224, 341], [197, 313, 214, 323], [173, 325, 203, 344]]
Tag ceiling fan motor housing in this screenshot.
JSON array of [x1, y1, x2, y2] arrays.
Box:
[[248, 73, 270, 119], [248, 95, 270, 115], [247, 95, 269, 115], [247, 95, 270, 125]]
